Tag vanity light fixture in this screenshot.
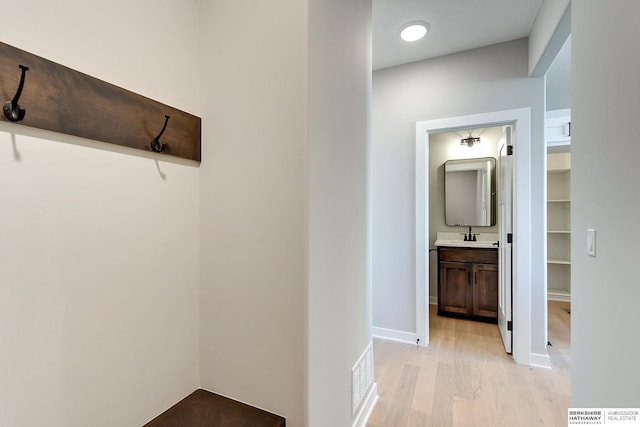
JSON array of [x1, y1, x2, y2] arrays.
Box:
[[461, 137, 481, 147], [400, 22, 429, 42]]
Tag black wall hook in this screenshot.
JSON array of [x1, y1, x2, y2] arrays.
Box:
[[150, 115, 170, 153], [3, 64, 29, 122]]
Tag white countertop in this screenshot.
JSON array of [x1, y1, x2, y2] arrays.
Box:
[[434, 231, 498, 249]]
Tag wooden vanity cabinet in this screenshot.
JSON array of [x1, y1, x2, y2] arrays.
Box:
[[438, 247, 498, 322]]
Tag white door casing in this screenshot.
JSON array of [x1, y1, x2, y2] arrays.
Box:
[[415, 108, 531, 365]]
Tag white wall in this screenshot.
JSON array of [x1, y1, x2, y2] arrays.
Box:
[[545, 36, 571, 111], [571, 0, 640, 406], [529, 0, 571, 76], [307, 0, 373, 425], [1, 1, 373, 425], [372, 39, 547, 360], [428, 128, 501, 300], [199, 1, 373, 426], [0, 1, 201, 426], [198, 1, 307, 425]]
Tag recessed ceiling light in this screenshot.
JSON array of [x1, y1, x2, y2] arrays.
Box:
[[400, 22, 429, 42]]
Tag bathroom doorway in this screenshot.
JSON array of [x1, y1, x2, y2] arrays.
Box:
[[415, 108, 534, 363], [426, 124, 512, 353]]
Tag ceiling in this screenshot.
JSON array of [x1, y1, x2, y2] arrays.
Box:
[[372, 0, 571, 110], [372, 0, 544, 71]]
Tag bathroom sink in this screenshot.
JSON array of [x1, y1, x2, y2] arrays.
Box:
[[434, 239, 498, 248], [434, 231, 499, 249]]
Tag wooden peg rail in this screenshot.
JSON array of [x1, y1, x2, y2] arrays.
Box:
[[0, 41, 201, 162]]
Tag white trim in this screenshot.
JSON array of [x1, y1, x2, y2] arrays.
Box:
[[429, 296, 437, 305], [351, 383, 378, 427], [530, 353, 552, 369], [415, 128, 429, 346], [547, 292, 571, 302], [415, 108, 533, 365], [372, 327, 419, 346]]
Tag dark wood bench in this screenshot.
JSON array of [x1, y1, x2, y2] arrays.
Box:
[[144, 389, 285, 427]]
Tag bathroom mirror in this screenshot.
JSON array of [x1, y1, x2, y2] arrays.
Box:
[[444, 157, 496, 226]]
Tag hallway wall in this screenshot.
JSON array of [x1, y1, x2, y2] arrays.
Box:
[[198, 1, 307, 425], [199, 1, 373, 426], [372, 39, 547, 360], [0, 1, 201, 426], [307, 0, 373, 425], [571, 0, 640, 406]]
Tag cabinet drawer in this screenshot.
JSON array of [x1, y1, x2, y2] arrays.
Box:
[[439, 247, 497, 264]]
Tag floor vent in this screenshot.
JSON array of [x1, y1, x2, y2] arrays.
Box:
[[352, 341, 374, 414]]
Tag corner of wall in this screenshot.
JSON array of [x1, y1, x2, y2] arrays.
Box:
[[528, 0, 571, 77]]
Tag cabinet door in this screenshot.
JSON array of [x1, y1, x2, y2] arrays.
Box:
[[473, 263, 498, 318], [439, 262, 472, 315]]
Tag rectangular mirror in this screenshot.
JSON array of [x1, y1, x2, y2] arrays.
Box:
[[444, 157, 496, 226]]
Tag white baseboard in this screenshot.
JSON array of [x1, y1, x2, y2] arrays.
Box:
[[429, 296, 437, 305], [530, 352, 552, 369], [372, 326, 418, 346], [352, 383, 378, 427], [547, 294, 571, 302]]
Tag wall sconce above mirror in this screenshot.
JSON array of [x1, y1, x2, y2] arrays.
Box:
[[460, 136, 480, 147], [444, 157, 496, 227]]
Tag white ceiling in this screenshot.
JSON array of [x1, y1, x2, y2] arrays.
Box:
[[373, 0, 544, 71], [372, 0, 571, 110]]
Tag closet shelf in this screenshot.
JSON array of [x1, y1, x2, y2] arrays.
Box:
[[548, 258, 571, 265]]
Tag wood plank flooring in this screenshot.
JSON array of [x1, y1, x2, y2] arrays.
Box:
[[367, 301, 571, 427]]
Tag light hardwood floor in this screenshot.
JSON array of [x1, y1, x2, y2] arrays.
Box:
[[366, 301, 571, 427]]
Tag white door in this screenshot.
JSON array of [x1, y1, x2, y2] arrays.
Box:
[[498, 126, 513, 353]]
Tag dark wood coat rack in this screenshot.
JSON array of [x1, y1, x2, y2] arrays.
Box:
[[0, 41, 201, 162]]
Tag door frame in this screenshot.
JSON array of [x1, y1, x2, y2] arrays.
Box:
[[415, 108, 532, 364]]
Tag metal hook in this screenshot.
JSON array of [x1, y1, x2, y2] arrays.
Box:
[[150, 115, 170, 153], [3, 65, 29, 122]]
